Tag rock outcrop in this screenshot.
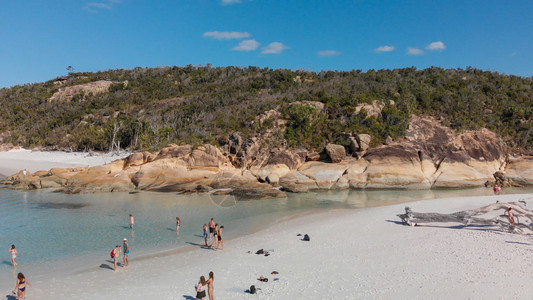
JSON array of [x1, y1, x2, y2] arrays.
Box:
[[2, 117, 531, 198]]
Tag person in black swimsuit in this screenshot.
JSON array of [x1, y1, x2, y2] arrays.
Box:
[[211, 224, 219, 250], [14, 272, 31, 300], [216, 226, 224, 251]]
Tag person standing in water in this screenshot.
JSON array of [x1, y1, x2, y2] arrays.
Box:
[[208, 218, 215, 239], [203, 224, 209, 247], [8, 244, 17, 266], [129, 214, 134, 229], [176, 217, 181, 234], [14, 272, 31, 300], [216, 226, 224, 251], [211, 224, 219, 250], [123, 238, 129, 267]]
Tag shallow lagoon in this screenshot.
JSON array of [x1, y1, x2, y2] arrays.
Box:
[[1, 186, 533, 286]]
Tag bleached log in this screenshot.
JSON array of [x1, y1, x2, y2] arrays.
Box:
[[397, 201, 533, 234]]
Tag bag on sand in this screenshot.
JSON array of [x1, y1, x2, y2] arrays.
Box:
[[110, 249, 115, 258], [250, 285, 256, 294], [303, 234, 310, 241]]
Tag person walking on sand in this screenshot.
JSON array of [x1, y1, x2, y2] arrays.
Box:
[[196, 276, 207, 300], [123, 238, 129, 267], [203, 224, 209, 247], [9, 244, 17, 266], [112, 245, 121, 271], [129, 214, 134, 229], [208, 218, 215, 239], [216, 226, 224, 251], [206, 271, 214, 300], [176, 217, 181, 234], [14, 272, 31, 300]]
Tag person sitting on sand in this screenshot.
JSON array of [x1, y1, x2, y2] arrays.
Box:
[[206, 271, 214, 300], [14, 272, 31, 300], [8, 244, 17, 267], [196, 276, 207, 300], [504, 207, 516, 225], [113, 245, 121, 271]]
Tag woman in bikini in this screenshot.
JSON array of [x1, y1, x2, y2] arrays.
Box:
[[195, 275, 207, 300], [504, 207, 516, 225], [206, 271, 214, 300], [8, 244, 17, 266], [14, 272, 31, 300]]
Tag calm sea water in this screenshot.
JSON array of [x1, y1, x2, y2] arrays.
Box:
[[1, 186, 532, 286]]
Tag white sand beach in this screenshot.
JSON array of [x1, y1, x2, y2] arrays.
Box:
[[0, 149, 129, 177], [2, 150, 533, 299], [8, 192, 530, 300]]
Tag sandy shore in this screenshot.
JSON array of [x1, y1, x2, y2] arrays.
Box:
[[3, 193, 527, 299], [0, 149, 130, 177]]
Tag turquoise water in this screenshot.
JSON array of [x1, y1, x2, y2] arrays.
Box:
[[1, 186, 533, 285]]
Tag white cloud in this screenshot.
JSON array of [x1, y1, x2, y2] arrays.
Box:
[[317, 50, 341, 56], [203, 31, 251, 40], [261, 42, 289, 54], [222, 0, 242, 5], [426, 41, 446, 51], [407, 47, 424, 55], [84, 0, 120, 12], [232, 39, 260, 51], [374, 45, 395, 53]]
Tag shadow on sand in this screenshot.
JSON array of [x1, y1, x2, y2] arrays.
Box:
[[6, 294, 16, 300], [182, 295, 195, 300], [186, 242, 212, 250], [99, 264, 114, 271]]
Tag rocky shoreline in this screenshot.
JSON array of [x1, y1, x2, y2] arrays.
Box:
[[2, 117, 532, 198]]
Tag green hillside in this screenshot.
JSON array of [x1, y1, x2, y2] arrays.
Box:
[[0, 66, 531, 153]]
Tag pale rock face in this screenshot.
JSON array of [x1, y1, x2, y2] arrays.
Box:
[[252, 164, 291, 182], [298, 161, 353, 189], [504, 157, 533, 185], [279, 171, 318, 193]]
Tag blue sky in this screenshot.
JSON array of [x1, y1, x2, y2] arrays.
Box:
[[1, 0, 532, 88]]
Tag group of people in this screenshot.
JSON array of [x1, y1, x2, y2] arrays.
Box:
[[195, 271, 215, 300], [203, 218, 224, 251], [111, 238, 130, 271], [9, 245, 31, 300]]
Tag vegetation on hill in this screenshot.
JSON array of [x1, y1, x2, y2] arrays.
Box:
[[0, 66, 531, 154]]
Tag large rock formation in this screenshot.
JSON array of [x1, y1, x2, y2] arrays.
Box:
[[2, 117, 531, 198]]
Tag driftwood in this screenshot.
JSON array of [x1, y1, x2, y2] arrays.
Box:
[[397, 200, 533, 234]]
